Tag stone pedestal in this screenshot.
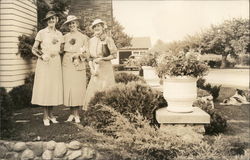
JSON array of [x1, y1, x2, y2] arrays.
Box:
[[156, 107, 210, 142]]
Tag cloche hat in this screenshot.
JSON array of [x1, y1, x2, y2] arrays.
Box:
[[90, 19, 107, 29], [62, 15, 79, 26], [43, 11, 58, 21]]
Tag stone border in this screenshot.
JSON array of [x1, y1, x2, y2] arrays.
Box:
[[0, 140, 100, 160]]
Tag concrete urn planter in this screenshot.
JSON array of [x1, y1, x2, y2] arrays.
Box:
[[163, 76, 197, 113], [142, 66, 160, 86]]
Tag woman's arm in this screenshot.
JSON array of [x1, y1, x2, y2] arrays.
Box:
[[32, 41, 42, 58]]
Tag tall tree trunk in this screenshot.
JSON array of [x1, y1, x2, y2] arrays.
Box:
[[220, 54, 227, 68]]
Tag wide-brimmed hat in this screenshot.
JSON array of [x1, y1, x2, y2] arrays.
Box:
[[43, 11, 58, 21], [90, 19, 107, 29], [62, 15, 79, 26]]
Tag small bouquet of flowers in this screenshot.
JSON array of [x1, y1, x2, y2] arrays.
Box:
[[71, 47, 87, 67]]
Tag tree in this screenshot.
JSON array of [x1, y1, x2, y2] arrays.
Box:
[[111, 18, 132, 48], [200, 18, 249, 68]]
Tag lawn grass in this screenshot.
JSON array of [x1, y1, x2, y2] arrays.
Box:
[[2, 86, 250, 159]]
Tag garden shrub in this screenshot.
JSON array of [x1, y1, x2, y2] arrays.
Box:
[[115, 72, 146, 84], [18, 33, 36, 60], [113, 64, 125, 71], [237, 54, 250, 66], [84, 82, 167, 128], [0, 87, 14, 138], [197, 78, 221, 100], [194, 99, 227, 135], [207, 60, 221, 68], [83, 105, 181, 160], [9, 73, 34, 110]]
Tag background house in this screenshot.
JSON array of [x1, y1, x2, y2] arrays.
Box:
[[0, 0, 37, 92], [114, 37, 152, 64]]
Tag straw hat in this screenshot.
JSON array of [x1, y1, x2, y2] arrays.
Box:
[[90, 19, 107, 29], [62, 15, 79, 26], [43, 11, 58, 21]]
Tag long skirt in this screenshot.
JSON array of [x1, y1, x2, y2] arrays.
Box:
[[31, 55, 63, 106], [62, 52, 86, 106], [82, 61, 115, 110]]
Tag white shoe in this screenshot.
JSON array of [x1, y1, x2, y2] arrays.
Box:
[[66, 115, 74, 122], [48, 117, 59, 123], [43, 119, 50, 126], [74, 116, 80, 123]]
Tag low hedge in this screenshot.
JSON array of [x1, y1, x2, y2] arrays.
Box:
[[115, 72, 146, 84]]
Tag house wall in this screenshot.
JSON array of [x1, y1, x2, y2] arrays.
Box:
[[0, 0, 37, 91], [69, 0, 113, 27]]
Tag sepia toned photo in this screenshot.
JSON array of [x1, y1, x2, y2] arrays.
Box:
[[0, 0, 249, 159]]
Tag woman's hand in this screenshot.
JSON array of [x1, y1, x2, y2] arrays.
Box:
[[73, 58, 80, 66], [93, 57, 103, 64], [41, 54, 50, 62]]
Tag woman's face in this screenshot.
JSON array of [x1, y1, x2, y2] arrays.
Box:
[[68, 21, 78, 31], [47, 16, 58, 27], [93, 23, 104, 34]]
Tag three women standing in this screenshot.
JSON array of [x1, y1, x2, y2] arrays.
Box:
[[31, 11, 64, 126], [32, 11, 117, 125]]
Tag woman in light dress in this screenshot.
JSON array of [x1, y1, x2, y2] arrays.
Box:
[[83, 19, 117, 110], [31, 11, 64, 126], [62, 15, 89, 123]]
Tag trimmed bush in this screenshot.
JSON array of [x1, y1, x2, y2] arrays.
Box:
[[18, 33, 36, 60], [0, 87, 14, 138], [9, 73, 34, 110], [113, 64, 125, 71], [83, 82, 167, 128], [9, 84, 33, 110], [115, 72, 146, 84], [194, 99, 227, 135], [197, 78, 221, 100]]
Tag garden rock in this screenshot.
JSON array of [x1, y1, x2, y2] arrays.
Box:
[[3, 141, 15, 151], [46, 140, 56, 150], [26, 142, 43, 156], [0, 145, 8, 158], [54, 142, 67, 158], [21, 149, 35, 160], [42, 150, 53, 160], [5, 152, 19, 160], [80, 147, 96, 159], [13, 142, 27, 152], [68, 150, 82, 160], [68, 141, 81, 150]]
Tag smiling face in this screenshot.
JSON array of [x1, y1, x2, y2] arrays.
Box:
[[47, 16, 58, 27], [93, 23, 104, 35], [68, 20, 79, 32]]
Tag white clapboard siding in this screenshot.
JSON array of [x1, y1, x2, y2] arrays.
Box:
[[0, 0, 37, 91], [0, 59, 36, 65]]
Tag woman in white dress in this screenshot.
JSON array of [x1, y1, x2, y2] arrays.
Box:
[[62, 15, 89, 123], [31, 11, 64, 126], [83, 19, 117, 110]]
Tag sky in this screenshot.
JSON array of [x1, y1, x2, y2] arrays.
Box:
[[112, 0, 249, 46]]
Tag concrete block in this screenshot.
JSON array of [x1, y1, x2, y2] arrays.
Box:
[[156, 107, 210, 124]]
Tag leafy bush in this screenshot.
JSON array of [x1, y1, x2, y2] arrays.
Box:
[[156, 51, 209, 78], [0, 87, 14, 138], [197, 78, 221, 100], [194, 99, 227, 135], [8, 73, 35, 110], [207, 60, 222, 68], [113, 64, 125, 71], [237, 54, 250, 66], [18, 33, 36, 60], [84, 82, 167, 128], [115, 72, 146, 84]]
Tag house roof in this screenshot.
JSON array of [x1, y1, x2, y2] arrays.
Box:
[[121, 37, 152, 50]]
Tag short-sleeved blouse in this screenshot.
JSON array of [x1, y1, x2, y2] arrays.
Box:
[[64, 31, 89, 53], [89, 36, 117, 58], [35, 27, 63, 54]]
